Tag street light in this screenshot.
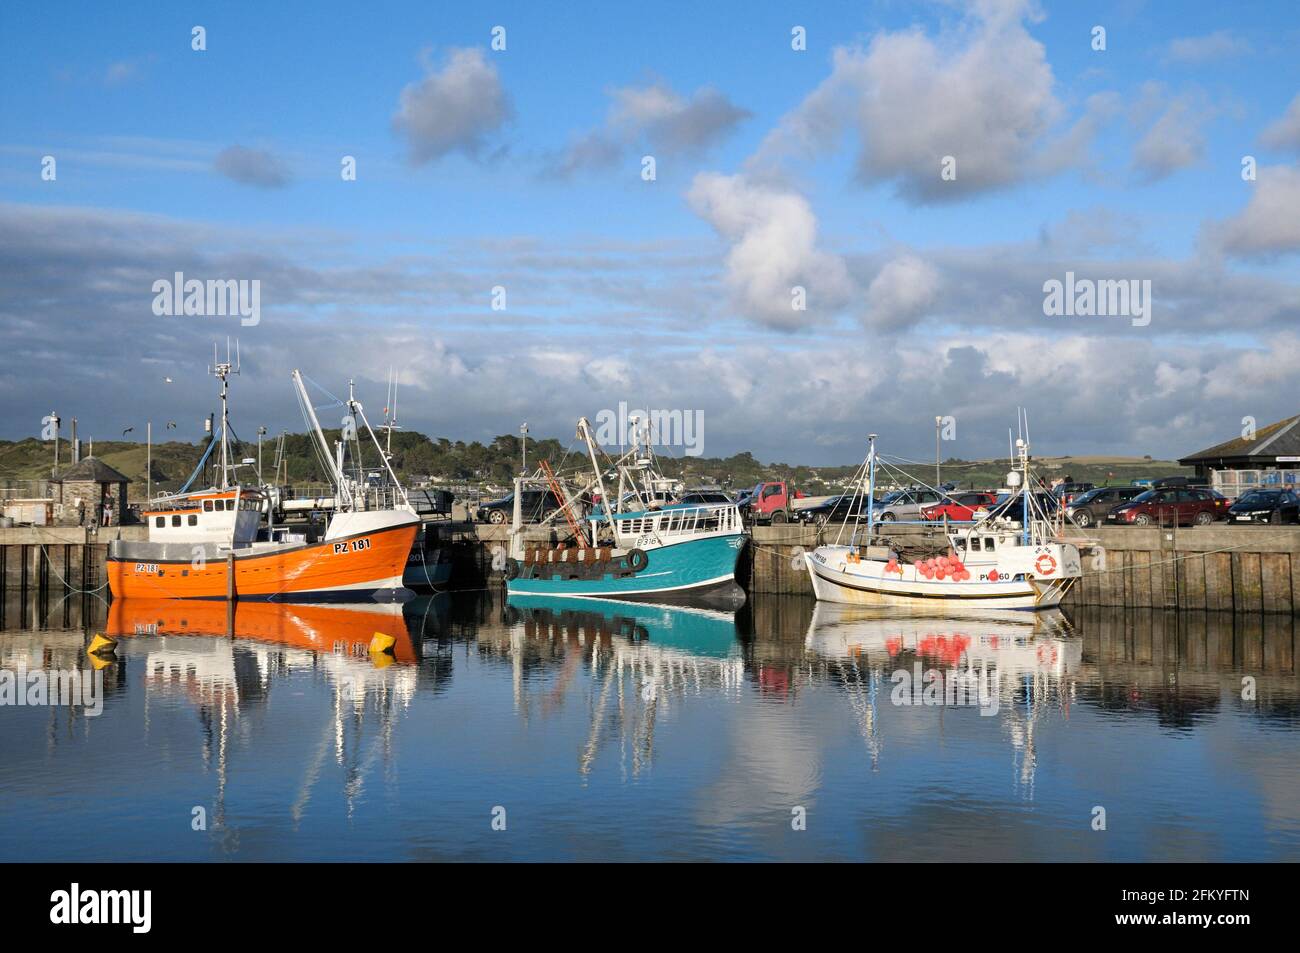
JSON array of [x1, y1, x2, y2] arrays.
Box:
[[257, 426, 267, 484], [520, 422, 529, 475], [935, 416, 942, 490]]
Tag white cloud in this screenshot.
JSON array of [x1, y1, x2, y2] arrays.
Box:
[[545, 82, 749, 177], [213, 145, 291, 188], [687, 173, 851, 328], [864, 255, 941, 330], [1164, 30, 1252, 65], [751, 0, 1080, 202], [1215, 165, 1300, 257], [392, 47, 512, 164], [1260, 93, 1300, 153], [1131, 89, 1208, 181]]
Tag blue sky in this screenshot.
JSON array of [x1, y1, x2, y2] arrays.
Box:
[[2, 0, 1298, 464]]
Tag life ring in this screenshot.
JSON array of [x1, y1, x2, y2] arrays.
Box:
[[1034, 553, 1057, 576], [627, 548, 649, 572], [504, 557, 521, 580]]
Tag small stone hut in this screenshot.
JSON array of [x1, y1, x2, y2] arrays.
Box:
[[51, 457, 131, 525]]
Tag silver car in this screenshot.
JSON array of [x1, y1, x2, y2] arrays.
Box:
[[874, 489, 945, 522]]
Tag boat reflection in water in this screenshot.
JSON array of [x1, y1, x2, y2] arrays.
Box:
[[501, 594, 743, 775], [804, 603, 1081, 784], [105, 599, 422, 830]]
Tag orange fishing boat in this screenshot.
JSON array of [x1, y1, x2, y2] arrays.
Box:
[[108, 355, 419, 601], [107, 598, 419, 664]]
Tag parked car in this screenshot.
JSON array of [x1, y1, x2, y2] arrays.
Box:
[[1051, 481, 1095, 505], [1065, 485, 1146, 528], [678, 489, 734, 506], [1106, 487, 1229, 526], [476, 489, 568, 525], [798, 492, 871, 525], [874, 488, 945, 522], [985, 491, 1060, 522], [1226, 488, 1300, 525], [920, 491, 1000, 522]]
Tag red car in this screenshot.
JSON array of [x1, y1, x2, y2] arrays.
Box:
[[1106, 487, 1230, 526], [921, 491, 1000, 522]]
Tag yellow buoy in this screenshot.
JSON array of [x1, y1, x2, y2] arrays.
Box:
[[369, 631, 396, 655], [88, 653, 114, 671], [370, 651, 395, 670], [87, 633, 118, 656]]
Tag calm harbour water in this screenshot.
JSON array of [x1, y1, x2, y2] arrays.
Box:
[[1, 589, 1297, 862]]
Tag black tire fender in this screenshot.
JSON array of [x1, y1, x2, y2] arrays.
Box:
[[627, 548, 649, 572]]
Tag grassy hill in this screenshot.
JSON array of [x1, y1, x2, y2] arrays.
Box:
[[0, 432, 1192, 501]]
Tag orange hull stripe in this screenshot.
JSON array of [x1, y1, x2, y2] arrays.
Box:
[[108, 523, 418, 599], [106, 599, 418, 663]]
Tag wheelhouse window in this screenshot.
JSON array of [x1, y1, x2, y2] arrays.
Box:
[[155, 516, 164, 528], [171, 515, 181, 527], [188, 514, 198, 526], [204, 500, 213, 512]]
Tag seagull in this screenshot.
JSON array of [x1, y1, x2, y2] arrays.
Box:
[[164, 377, 173, 383], [122, 427, 134, 437], [166, 421, 177, 429]]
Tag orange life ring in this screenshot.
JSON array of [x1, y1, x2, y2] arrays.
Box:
[[1034, 553, 1057, 576]]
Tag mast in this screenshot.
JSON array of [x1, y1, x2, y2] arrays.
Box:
[[866, 434, 877, 542], [292, 369, 352, 508], [577, 417, 612, 524], [349, 388, 410, 509], [212, 340, 238, 490]]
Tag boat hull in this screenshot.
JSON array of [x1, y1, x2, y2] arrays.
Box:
[[107, 520, 419, 601], [804, 548, 1075, 611], [506, 532, 746, 602], [106, 598, 419, 663]]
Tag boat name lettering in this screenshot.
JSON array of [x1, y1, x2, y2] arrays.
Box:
[[333, 537, 372, 555], [134, 563, 158, 574]]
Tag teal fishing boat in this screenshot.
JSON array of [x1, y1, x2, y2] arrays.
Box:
[[505, 593, 740, 658], [504, 416, 747, 603]]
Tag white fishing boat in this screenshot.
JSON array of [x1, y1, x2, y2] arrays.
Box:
[[805, 424, 1082, 611]]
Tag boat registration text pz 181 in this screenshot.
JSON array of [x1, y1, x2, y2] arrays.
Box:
[[333, 537, 372, 555]]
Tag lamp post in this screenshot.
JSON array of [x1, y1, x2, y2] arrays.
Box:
[[257, 426, 267, 484], [51, 411, 61, 476], [520, 423, 529, 475], [935, 416, 942, 489], [147, 421, 151, 501]]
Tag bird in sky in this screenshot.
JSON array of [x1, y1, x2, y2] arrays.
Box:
[[122, 427, 134, 437], [164, 377, 173, 384]]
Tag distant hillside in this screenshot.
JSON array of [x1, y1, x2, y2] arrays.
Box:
[[0, 432, 1192, 500]]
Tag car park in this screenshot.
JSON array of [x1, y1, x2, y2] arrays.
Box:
[[1106, 487, 1229, 526], [920, 491, 1000, 522], [1051, 482, 1095, 505], [874, 488, 945, 522], [476, 489, 568, 525], [678, 489, 734, 506], [1065, 485, 1146, 528], [1226, 488, 1300, 524]]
